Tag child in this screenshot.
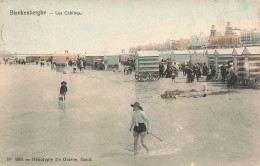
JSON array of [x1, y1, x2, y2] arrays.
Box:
[[60, 81, 68, 101], [202, 83, 208, 97], [171, 72, 176, 82]]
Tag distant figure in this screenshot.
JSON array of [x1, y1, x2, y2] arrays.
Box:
[[211, 66, 216, 80], [181, 63, 186, 76], [187, 67, 194, 83], [165, 63, 172, 78], [184, 65, 189, 76], [221, 64, 227, 83], [171, 72, 176, 83], [202, 83, 208, 97], [60, 81, 68, 101], [173, 63, 179, 77], [83, 60, 86, 69], [68, 60, 73, 66], [159, 63, 165, 78], [217, 68, 222, 81], [197, 67, 202, 81], [193, 65, 199, 81], [227, 69, 237, 89], [79, 59, 84, 72], [202, 63, 208, 76]]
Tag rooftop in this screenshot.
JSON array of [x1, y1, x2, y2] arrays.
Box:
[[136, 51, 160, 57], [232, 47, 245, 55], [215, 48, 234, 55], [243, 47, 260, 55]]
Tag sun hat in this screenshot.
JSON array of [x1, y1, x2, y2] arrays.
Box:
[[131, 102, 140, 107], [61, 81, 67, 85]]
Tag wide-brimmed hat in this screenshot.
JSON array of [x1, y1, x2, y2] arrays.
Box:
[[61, 81, 67, 85], [131, 102, 140, 107]]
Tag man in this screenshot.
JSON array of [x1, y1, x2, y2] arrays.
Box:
[[211, 66, 216, 80], [221, 64, 227, 83], [165, 62, 172, 78], [193, 65, 199, 81], [181, 63, 186, 76], [159, 63, 165, 78], [129, 102, 151, 155], [202, 63, 208, 76]]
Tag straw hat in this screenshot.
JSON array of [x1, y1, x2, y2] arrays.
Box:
[[61, 81, 67, 85], [131, 102, 140, 107]]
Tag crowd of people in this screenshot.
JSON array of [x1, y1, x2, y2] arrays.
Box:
[[1, 57, 26, 65], [159, 59, 238, 88], [2, 56, 238, 89]]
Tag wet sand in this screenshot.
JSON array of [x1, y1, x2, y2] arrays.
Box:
[[0, 65, 260, 166]]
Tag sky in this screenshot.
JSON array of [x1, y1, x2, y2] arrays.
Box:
[[0, 0, 259, 54]]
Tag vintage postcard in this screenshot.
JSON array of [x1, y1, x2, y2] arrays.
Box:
[[0, 0, 260, 166]]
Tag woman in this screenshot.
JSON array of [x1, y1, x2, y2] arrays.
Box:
[[129, 102, 151, 155]]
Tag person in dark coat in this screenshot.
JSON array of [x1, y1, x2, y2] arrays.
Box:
[[221, 64, 227, 83], [187, 67, 194, 82], [60, 81, 68, 101], [165, 63, 172, 78], [202, 63, 208, 76], [181, 63, 186, 76], [211, 66, 216, 80], [227, 72, 237, 89], [159, 63, 165, 78], [193, 65, 199, 81]]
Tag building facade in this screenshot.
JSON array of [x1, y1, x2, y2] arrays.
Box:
[[171, 39, 189, 50], [209, 22, 241, 48], [241, 29, 260, 45]]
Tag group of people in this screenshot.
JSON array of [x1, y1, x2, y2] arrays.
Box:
[[40, 61, 45, 67], [73, 58, 87, 72], [159, 61, 219, 83], [184, 62, 238, 88], [159, 61, 180, 79], [220, 63, 238, 89], [185, 63, 217, 82], [1, 58, 26, 65]]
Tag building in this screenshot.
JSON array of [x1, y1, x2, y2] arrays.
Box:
[[170, 50, 190, 64], [201, 36, 210, 49], [164, 39, 175, 51], [171, 39, 189, 50], [154, 43, 164, 51], [189, 35, 202, 49], [241, 29, 260, 45], [209, 22, 241, 48]]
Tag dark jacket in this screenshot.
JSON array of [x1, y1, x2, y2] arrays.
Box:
[[60, 85, 67, 94]]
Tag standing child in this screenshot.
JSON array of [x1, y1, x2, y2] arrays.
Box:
[[171, 70, 176, 82], [129, 102, 151, 155], [202, 83, 208, 97], [60, 81, 68, 101]]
